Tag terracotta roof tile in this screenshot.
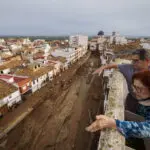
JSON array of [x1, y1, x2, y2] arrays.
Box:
[[0, 80, 18, 99], [0, 59, 24, 70], [15, 65, 54, 79]]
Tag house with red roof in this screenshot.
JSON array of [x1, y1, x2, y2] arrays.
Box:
[[0, 74, 32, 94], [0, 80, 21, 114], [15, 63, 54, 93]]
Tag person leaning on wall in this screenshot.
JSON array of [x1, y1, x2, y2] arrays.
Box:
[[93, 49, 150, 113], [86, 70, 150, 150]]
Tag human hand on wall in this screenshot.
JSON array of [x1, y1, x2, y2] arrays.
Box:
[[92, 66, 105, 76], [85, 115, 116, 132]]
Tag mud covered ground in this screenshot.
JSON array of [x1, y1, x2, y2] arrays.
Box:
[[0, 53, 104, 150]]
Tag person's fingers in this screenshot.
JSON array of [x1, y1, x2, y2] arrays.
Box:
[[92, 70, 99, 75], [98, 70, 102, 76], [85, 125, 94, 132], [92, 72, 96, 75], [96, 115, 101, 120], [85, 126, 99, 132], [85, 119, 104, 132], [89, 126, 100, 132], [85, 126, 90, 131], [92, 67, 103, 75], [85, 124, 103, 132], [85, 126, 94, 132], [85, 121, 98, 131], [96, 115, 106, 120]]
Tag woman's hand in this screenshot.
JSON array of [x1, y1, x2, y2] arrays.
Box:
[[92, 66, 105, 76], [85, 115, 116, 132]]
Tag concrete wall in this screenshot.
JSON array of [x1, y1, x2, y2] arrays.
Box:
[[98, 70, 128, 150]]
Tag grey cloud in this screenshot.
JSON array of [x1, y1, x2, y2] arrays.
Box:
[[0, 0, 150, 36]]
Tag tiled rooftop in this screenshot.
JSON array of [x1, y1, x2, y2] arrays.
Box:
[[48, 55, 67, 63], [0, 59, 24, 70], [33, 52, 45, 59], [0, 80, 18, 99], [15, 65, 54, 79], [0, 74, 31, 87]]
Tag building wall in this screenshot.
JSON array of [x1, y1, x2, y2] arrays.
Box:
[[0, 39, 5, 44], [0, 90, 21, 109], [89, 42, 97, 51], [7, 90, 21, 107], [69, 35, 88, 48], [54, 63, 61, 73], [37, 74, 47, 88], [0, 68, 10, 74], [31, 79, 38, 93], [109, 35, 127, 45], [141, 43, 150, 49], [48, 70, 54, 80], [19, 81, 31, 94], [31, 73, 53, 93], [97, 37, 106, 44]]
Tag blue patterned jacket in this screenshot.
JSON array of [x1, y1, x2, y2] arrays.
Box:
[[116, 104, 150, 138]]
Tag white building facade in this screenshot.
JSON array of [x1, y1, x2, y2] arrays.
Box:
[[69, 35, 88, 49], [0, 90, 21, 109], [109, 32, 128, 45]]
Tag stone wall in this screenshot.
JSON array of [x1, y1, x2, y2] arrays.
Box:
[[98, 70, 128, 150]]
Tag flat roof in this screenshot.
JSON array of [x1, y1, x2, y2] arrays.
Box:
[[51, 48, 75, 57]]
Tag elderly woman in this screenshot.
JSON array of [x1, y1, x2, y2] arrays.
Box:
[[86, 71, 150, 139]]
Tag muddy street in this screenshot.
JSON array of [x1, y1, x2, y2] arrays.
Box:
[[0, 53, 103, 150]]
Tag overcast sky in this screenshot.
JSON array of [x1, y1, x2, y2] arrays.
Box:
[[0, 0, 150, 36]]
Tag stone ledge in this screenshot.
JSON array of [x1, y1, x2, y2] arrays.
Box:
[[98, 71, 128, 150]]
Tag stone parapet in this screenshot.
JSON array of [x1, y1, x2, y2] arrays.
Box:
[[98, 71, 128, 150]]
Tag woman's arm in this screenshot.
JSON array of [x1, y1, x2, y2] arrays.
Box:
[[92, 64, 118, 76], [85, 115, 150, 139], [116, 120, 150, 138], [85, 115, 116, 132]]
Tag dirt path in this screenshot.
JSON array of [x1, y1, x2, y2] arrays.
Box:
[[0, 53, 103, 150]]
